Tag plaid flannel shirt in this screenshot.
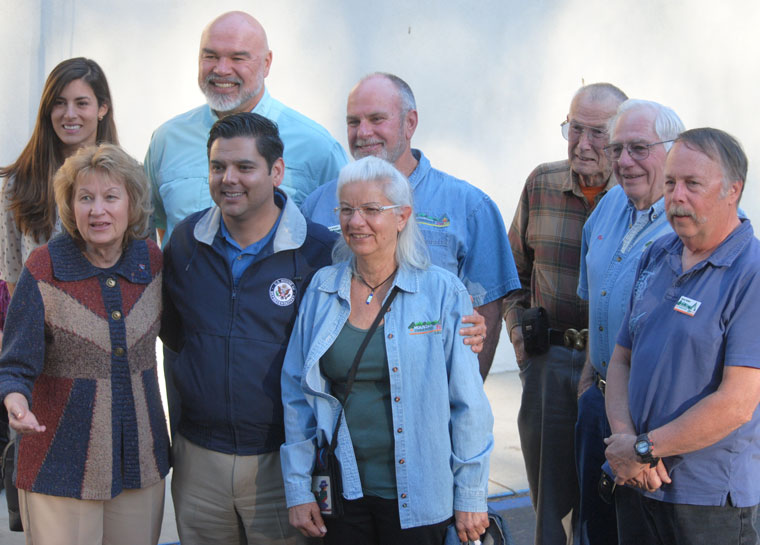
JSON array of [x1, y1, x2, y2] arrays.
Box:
[[504, 159, 616, 333]]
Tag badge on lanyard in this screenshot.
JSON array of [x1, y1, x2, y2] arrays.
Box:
[[674, 295, 701, 317]]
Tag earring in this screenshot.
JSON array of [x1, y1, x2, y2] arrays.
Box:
[[98, 116, 103, 122]]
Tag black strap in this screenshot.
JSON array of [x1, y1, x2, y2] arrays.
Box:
[[328, 285, 400, 454]]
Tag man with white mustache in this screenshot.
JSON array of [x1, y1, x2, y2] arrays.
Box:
[[504, 83, 626, 545], [302, 73, 520, 380], [576, 99, 684, 545], [604, 128, 760, 545], [145, 11, 347, 245]]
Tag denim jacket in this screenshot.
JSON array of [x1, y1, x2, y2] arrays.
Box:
[[280, 261, 493, 529]]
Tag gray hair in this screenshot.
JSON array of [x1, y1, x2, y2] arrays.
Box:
[[609, 99, 685, 152], [363, 72, 417, 115], [676, 127, 747, 200], [573, 82, 628, 105], [332, 156, 430, 270]]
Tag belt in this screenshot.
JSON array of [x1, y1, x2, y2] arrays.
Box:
[[548, 328, 588, 351], [594, 372, 606, 396]]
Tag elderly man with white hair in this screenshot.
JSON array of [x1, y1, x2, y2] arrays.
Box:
[[575, 99, 684, 545]]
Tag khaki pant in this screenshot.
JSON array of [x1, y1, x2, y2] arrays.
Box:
[[18, 479, 165, 545], [171, 433, 304, 545]]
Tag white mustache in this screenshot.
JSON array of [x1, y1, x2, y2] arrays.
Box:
[[206, 75, 243, 86]]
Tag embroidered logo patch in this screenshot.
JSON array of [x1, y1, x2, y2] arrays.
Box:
[[674, 295, 700, 317], [408, 320, 442, 335], [269, 278, 296, 306], [416, 213, 450, 228]]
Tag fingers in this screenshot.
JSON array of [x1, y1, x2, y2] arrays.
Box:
[[4, 393, 45, 435], [455, 511, 489, 543], [655, 459, 671, 484], [288, 503, 327, 538]]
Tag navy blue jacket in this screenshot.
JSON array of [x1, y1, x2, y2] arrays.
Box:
[[161, 193, 335, 454]]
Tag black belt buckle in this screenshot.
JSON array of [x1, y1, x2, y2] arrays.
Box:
[[598, 472, 616, 504], [563, 328, 588, 351]]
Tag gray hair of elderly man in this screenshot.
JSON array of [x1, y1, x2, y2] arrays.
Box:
[[677, 127, 748, 200], [608, 99, 685, 152], [332, 156, 430, 271]]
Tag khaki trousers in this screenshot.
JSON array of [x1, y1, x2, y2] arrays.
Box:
[[171, 433, 304, 545], [18, 479, 165, 545]]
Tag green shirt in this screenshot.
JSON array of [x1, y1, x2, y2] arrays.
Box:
[[320, 321, 396, 499]]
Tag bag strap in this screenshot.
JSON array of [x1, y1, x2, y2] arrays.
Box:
[[328, 285, 400, 453]]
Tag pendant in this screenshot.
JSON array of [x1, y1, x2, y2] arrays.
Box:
[[365, 291, 374, 304]]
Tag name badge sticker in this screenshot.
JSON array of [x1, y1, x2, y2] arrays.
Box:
[[674, 295, 701, 317]]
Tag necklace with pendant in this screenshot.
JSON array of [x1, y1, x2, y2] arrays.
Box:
[[356, 268, 397, 304]]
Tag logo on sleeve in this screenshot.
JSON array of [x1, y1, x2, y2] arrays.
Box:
[[408, 320, 442, 335], [269, 278, 297, 306]]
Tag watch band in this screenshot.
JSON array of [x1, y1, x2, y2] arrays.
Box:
[[634, 433, 660, 468]]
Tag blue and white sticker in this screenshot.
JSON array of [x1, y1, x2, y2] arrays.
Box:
[[269, 278, 296, 307]]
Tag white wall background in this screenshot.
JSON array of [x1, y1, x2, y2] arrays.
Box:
[[2, 0, 759, 371]]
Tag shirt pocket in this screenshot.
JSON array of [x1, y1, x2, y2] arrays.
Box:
[[420, 228, 457, 274]]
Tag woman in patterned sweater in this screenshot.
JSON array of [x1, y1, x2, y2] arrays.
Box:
[[0, 144, 169, 545]]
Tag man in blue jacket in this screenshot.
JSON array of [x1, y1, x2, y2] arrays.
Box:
[[161, 113, 335, 544]]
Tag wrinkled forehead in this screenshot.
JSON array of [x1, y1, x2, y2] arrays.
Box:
[[569, 94, 619, 128], [338, 178, 390, 203], [611, 107, 658, 143]]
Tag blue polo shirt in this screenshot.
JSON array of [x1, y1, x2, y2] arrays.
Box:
[[300, 149, 520, 306], [617, 219, 760, 507], [145, 89, 348, 242], [577, 185, 672, 378], [219, 194, 284, 285]]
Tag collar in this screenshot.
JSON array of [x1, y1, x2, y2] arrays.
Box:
[[562, 168, 617, 199], [48, 231, 152, 284], [316, 260, 422, 302], [193, 188, 307, 253], [627, 195, 666, 224], [408, 149, 431, 190], [664, 218, 754, 268]]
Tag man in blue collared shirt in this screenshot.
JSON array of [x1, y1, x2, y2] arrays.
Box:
[[576, 100, 684, 545], [604, 128, 760, 545], [301, 73, 520, 379], [145, 11, 347, 244]]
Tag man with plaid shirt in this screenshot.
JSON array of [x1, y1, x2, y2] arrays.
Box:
[[504, 83, 627, 545]]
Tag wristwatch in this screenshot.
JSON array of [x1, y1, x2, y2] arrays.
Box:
[[634, 433, 660, 467]]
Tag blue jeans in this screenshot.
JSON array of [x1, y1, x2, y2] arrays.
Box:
[[518, 344, 583, 545], [637, 495, 758, 545], [575, 384, 617, 545]]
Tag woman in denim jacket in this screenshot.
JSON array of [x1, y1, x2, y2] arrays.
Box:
[[281, 156, 493, 545]]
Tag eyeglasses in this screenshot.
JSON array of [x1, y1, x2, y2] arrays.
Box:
[[334, 204, 401, 219], [561, 121, 608, 143], [603, 140, 674, 161]]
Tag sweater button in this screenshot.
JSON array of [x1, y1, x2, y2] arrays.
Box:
[[106, 278, 116, 288], [113, 347, 125, 357], [111, 310, 122, 321]]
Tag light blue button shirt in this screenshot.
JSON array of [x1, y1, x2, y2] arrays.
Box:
[[300, 149, 520, 306], [280, 261, 494, 529], [145, 89, 348, 242], [577, 185, 672, 378]]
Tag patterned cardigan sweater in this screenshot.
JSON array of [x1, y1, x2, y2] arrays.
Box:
[[0, 232, 170, 500]]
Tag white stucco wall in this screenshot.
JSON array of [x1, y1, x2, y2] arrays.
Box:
[[2, 0, 759, 371]]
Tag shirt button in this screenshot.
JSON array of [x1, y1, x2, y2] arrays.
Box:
[[237, 255, 243, 260], [111, 310, 122, 321], [397, 427, 403, 433], [401, 493, 407, 498], [601, 290, 607, 296], [602, 361, 607, 367], [392, 367, 398, 373], [113, 347, 125, 357], [616, 256, 622, 262], [399, 459, 405, 464], [388, 333, 393, 339], [599, 325, 604, 331], [402, 503, 408, 508], [394, 397, 400, 402], [105, 278, 117, 288]]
